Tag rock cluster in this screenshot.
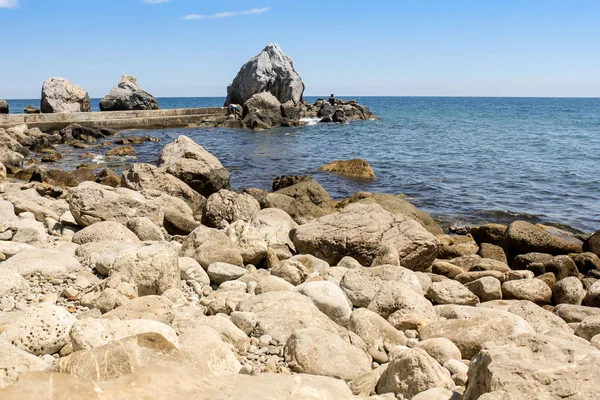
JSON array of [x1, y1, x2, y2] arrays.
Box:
[[0, 134, 598, 399], [99, 75, 159, 111]]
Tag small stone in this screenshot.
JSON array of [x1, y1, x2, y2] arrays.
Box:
[[240, 364, 252, 374], [259, 334, 272, 348], [50, 279, 64, 285], [406, 338, 419, 348]]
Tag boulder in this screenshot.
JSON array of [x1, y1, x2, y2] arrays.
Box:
[[207, 262, 248, 285], [127, 217, 164, 241], [272, 174, 312, 191], [0, 270, 29, 297], [180, 225, 243, 268], [260, 179, 336, 224], [296, 281, 353, 326], [415, 338, 462, 365], [376, 348, 454, 398], [249, 207, 297, 250], [179, 257, 210, 285], [101, 296, 175, 325], [236, 291, 344, 343], [465, 276, 502, 302], [178, 325, 241, 374], [56, 333, 179, 381], [463, 333, 600, 400], [223, 220, 268, 265], [0, 100, 8, 114], [570, 252, 600, 274], [242, 92, 285, 129], [339, 193, 443, 235], [437, 234, 479, 259], [291, 203, 439, 270], [318, 159, 376, 180], [575, 315, 600, 341], [503, 221, 583, 258], [40, 77, 90, 113], [553, 276, 585, 305], [202, 189, 260, 228], [0, 146, 24, 170], [507, 300, 574, 337], [554, 304, 600, 323], [427, 279, 479, 305], [368, 281, 437, 322], [348, 308, 407, 352], [69, 318, 178, 351], [23, 105, 40, 114], [501, 278, 552, 304], [0, 339, 50, 388], [583, 229, 600, 256], [419, 315, 535, 359], [284, 327, 371, 381], [271, 259, 313, 286], [1, 248, 80, 277], [121, 163, 207, 218], [1, 303, 76, 355], [72, 221, 140, 245], [477, 243, 508, 263], [225, 43, 304, 106], [158, 135, 230, 198], [99, 75, 158, 111]]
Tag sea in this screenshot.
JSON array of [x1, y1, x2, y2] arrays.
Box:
[[5, 96, 600, 233]]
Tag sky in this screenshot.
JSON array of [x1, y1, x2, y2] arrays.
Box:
[[1, 0, 599, 98]]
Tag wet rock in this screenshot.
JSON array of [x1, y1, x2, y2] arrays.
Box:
[[318, 159, 376, 180], [99, 75, 158, 111]]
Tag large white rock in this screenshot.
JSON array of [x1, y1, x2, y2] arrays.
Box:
[[1, 303, 76, 355], [427, 278, 479, 305], [72, 221, 140, 245], [202, 189, 260, 229], [207, 262, 248, 285], [296, 281, 353, 326], [0, 339, 51, 388], [1, 248, 80, 277], [178, 325, 241, 374], [225, 43, 305, 106], [180, 225, 243, 268], [368, 281, 437, 322], [284, 327, 371, 381], [249, 207, 298, 250], [291, 203, 439, 270], [224, 220, 268, 265], [40, 77, 90, 113], [463, 334, 600, 400], [348, 308, 407, 352], [70, 318, 179, 351]]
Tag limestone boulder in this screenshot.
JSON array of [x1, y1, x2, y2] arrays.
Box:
[[158, 135, 230, 198], [179, 257, 210, 285], [1, 303, 76, 355], [1, 248, 80, 277], [101, 296, 175, 325], [242, 92, 286, 129], [504, 221, 583, 258], [554, 304, 600, 323], [223, 220, 268, 265], [202, 189, 260, 228], [69, 318, 178, 351], [463, 333, 600, 400], [180, 225, 243, 268], [427, 278, 479, 305], [249, 207, 297, 250], [507, 300, 574, 337], [0, 100, 8, 114], [0, 340, 50, 388], [284, 327, 371, 381], [415, 338, 462, 365], [0, 269, 29, 297], [318, 159, 376, 180], [236, 291, 344, 343], [122, 163, 207, 219], [575, 315, 600, 341], [291, 203, 439, 270], [207, 262, 248, 285], [501, 278, 552, 304], [127, 217, 164, 241], [376, 348, 454, 398], [465, 276, 502, 302], [296, 281, 352, 326], [225, 43, 304, 106], [553, 276, 585, 305], [99, 75, 158, 111], [40, 77, 90, 113], [367, 281, 437, 322], [72, 221, 140, 245], [583, 229, 600, 256], [261, 179, 336, 224], [178, 325, 241, 374], [348, 308, 407, 352]]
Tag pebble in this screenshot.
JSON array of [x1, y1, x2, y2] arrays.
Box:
[[258, 335, 272, 348], [239, 364, 253, 374], [406, 338, 419, 348]]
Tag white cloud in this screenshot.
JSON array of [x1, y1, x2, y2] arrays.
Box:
[[0, 0, 18, 9], [144, 0, 169, 3], [183, 7, 270, 20]]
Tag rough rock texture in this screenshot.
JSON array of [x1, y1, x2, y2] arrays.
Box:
[[224, 220, 268, 265], [225, 43, 305, 106], [318, 159, 376, 180], [376, 348, 454, 398], [180, 225, 244, 268], [465, 277, 502, 302], [296, 281, 353, 326], [368, 281, 437, 322], [236, 291, 344, 343], [348, 308, 407, 352], [121, 163, 207, 219], [1, 248, 80, 277], [202, 189, 260, 229], [501, 278, 552, 304], [207, 262, 248, 285], [284, 327, 371, 380], [101, 296, 175, 325], [178, 325, 241, 374], [0, 340, 50, 388], [291, 203, 439, 270], [158, 135, 230, 198], [504, 221, 583, 258], [40, 77, 90, 113], [463, 334, 600, 400], [242, 92, 287, 130], [99, 75, 159, 111], [415, 338, 462, 365], [71, 221, 140, 245], [553, 276, 585, 305], [1, 303, 76, 355], [0, 100, 8, 114], [583, 230, 600, 256], [427, 278, 479, 305]]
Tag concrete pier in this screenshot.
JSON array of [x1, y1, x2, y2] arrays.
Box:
[[0, 108, 227, 132]]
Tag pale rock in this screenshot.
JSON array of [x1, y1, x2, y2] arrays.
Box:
[[507, 300, 574, 337], [179, 257, 210, 285], [230, 311, 257, 336], [465, 277, 502, 302], [0, 270, 29, 297], [101, 296, 175, 325], [553, 276, 585, 305], [368, 281, 437, 322], [178, 325, 241, 374], [0, 339, 50, 388], [71, 221, 140, 245], [249, 207, 298, 251], [40, 77, 90, 113], [271, 259, 312, 286], [296, 281, 352, 326], [575, 315, 600, 341], [415, 338, 462, 365], [502, 278, 552, 304], [348, 308, 407, 352], [180, 224, 243, 268], [223, 220, 268, 265], [202, 189, 260, 229], [127, 217, 164, 241], [427, 278, 479, 305], [1, 248, 80, 277], [207, 262, 248, 285], [255, 275, 295, 294], [411, 387, 457, 400]]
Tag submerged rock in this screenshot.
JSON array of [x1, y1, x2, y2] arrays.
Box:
[[225, 43, 305, 106], [99, 75, 158, 111], [40, 77, 90, 113], [318, 159, 376, 180]]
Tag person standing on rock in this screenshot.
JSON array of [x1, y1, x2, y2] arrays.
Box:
[[329, 94, 336, 106], [227, 104, 240, 119]]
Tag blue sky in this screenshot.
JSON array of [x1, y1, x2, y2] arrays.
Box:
[[1, 0, 599, 98]]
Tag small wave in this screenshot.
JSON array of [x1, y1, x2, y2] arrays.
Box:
[[299, 117, 321, 126], [92, 155, 106, 164]]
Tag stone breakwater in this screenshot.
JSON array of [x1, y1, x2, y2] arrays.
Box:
[[0, 134, 598, 399]]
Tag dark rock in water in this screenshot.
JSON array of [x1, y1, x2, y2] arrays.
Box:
[[96, 168, 120, 187], [114, 136, 159, 145], [317, 102, 335, 119], [71, 167, 97, 183], [469, 224, 507, 245], [225, 43, 305, 106], [24, 105, 41, 114], [242, 92, 294, 130], [0, 100, 8, 114], [583, 230, 600, 257], [30, 167, 79, 187], [40, 77, 90, 113], [14, 168, 35, 182], [106, 145, 135, 157], [332, 109, 348, 124], [99, 75, 159, 111], [272, 175, 312, 192], [60, 124, 116, 143], [280, 101, 300, 121], [40, 147, 62, 163]]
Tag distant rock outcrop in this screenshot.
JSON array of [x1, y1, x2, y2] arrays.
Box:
[[225, 43, 305, 106], [0, 100, 8, 114], [40, 77, 91, 113], [99, 75, 159, 112]]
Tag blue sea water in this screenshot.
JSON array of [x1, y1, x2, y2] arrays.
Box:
[[5, 96, 600, 233]]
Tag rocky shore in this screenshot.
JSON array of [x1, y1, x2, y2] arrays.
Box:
[[0, 131, 597, 399]]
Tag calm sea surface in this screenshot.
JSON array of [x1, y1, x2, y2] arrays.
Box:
[[5, 96, 600, 233]]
